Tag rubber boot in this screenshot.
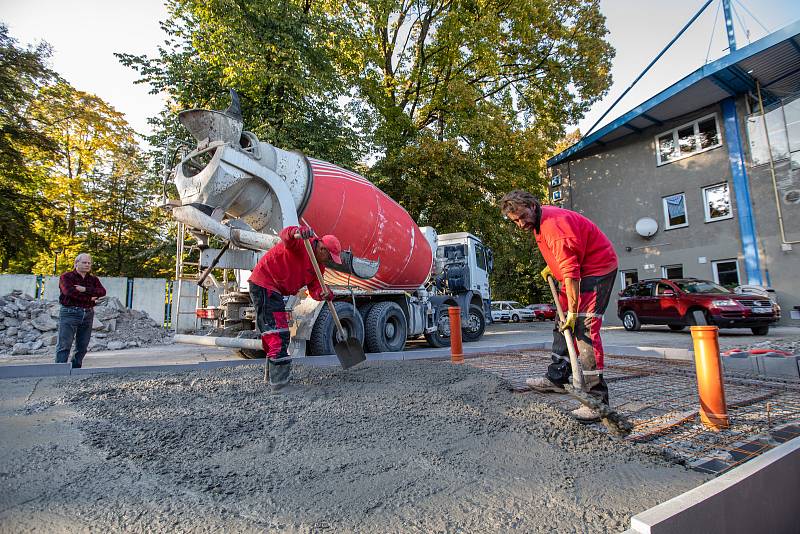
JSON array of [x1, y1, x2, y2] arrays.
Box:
[[268, 360, 291, 392]]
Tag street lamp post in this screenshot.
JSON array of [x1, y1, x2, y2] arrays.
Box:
[[53, 248, 63, 276]]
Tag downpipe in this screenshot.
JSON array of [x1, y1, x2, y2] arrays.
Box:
[[174, 334, 263, 350]]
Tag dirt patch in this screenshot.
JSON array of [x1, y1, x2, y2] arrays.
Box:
[[0, 360, 707, 532]]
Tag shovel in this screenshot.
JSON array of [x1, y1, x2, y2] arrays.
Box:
[[546, 275, 633, 437], [303, 237, 366, 369]]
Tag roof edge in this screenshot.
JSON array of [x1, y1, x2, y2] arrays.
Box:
[[547, 18, 800, 167]]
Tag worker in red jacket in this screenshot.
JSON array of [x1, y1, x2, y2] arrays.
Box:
[[500, 190, 618, 422], [248, 225, 342, 390]]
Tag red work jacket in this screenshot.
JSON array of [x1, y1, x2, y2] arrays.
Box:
[[535, 206, 618, 282], [248, 226, 326, 299]]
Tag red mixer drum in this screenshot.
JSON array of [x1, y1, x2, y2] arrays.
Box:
[[301, 158, 433, 291]]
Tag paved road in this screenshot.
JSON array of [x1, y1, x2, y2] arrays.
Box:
[[2, 320, 797, 370]]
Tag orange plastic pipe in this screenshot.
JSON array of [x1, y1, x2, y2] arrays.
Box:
[[690, 325, 729, 430], [448, 306, 463, 363]]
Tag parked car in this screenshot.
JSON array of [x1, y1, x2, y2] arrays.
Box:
[[490, 302, 511, 322], [617, 278, 781, 335], [526, 303, 557, 321], [491, 301, 535, 322]]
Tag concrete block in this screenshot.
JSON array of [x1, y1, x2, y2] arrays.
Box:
[[721, 353, 758, 374], [97, 277, 127, 305], [755, 353, 800, 379], [132, 278, 167, 325], [628, 437, 800, 534], [0, 275, 37, 298], [42, 275, 60, 301], [0, 363, 71, 379]]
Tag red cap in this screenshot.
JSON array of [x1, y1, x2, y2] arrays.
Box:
[[320, 235, 342, 264]]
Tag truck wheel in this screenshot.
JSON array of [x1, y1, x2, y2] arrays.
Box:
[[424, 305, 451, 348], [622, 310, 640, 331], [462, 305, 486, 342], [308, 302, 365, 355], [751, 325, 769, 336], [358, 303, 374, 322], [364, 302, 407, 353]]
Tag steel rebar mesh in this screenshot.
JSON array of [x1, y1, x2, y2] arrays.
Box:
[[466, 350, 800, 474]]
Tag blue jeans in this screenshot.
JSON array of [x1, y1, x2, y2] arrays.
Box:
[[55, 306, 94, 368]]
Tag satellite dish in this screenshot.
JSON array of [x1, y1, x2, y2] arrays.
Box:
[[635, 217, 658, 238]]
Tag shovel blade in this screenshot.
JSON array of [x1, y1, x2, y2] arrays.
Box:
[[334, 337, 366, 369]]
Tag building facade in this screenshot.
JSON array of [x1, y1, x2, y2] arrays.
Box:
[[547, 22, 800, 325]]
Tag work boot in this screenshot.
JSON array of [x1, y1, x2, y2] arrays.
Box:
[[268, 361, 291, 390], [571, 404, 601, 423], [525, 376, 567, 394]]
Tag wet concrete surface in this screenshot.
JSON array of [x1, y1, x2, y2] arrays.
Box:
[[0, 361, 708, 533]]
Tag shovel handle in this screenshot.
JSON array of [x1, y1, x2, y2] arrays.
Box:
[[546, 275, 586, 391], [303, 238, 346, 339]]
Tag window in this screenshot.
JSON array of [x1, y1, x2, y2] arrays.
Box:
[[635, 282, 655, 297], [661, 264, 683, 279], [655, 113, 721, 165], [655, 282, 675, 296], [712, 259, 740, 289], [620, 270, 638, 289], [702, 183, 733, 222], [662, 193, 688, 229], [475, 243, 487, 271]]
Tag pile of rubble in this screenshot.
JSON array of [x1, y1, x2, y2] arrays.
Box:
[[0, 291, 172, 357], [722, 336, 800, 355]]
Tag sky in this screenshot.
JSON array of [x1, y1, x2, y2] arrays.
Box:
[[2, 0, 800, 142]]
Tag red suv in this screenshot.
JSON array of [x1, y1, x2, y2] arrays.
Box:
[[617, 278, 780, 335]]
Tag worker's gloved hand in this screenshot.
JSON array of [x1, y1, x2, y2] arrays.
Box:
[[540, 265, 552, 283], [321, 288, 334, 301], [560, 311, 578, 332], [298, 226, 315, 239]]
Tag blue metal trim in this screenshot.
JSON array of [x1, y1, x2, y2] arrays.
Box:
[[709, 73, 737, 95], [548, 19, 800, 167], [721, 98, 762, 285]]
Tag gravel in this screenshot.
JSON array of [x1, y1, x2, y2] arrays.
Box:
[[0, 291, 172, 360], [0, 360, 707, 532]]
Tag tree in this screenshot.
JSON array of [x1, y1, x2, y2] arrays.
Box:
[[117, 0, 365, 168], [22, 81, 168, 276], [0, 24, 56, 271], [326, 0, 613, 302]]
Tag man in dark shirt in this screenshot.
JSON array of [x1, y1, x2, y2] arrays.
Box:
[[55, 253, 106, 368]]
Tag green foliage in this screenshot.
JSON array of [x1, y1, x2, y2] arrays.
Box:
[[113, 0, 613, 300], [0, 24, 56, 271], [117, 0, 365, 167]]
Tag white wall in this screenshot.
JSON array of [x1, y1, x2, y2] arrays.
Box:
[[132, 278, 167, 324], [0, 275, 37, 297]]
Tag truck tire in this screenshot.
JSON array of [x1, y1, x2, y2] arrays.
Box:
[[424, 304, 451, 348], [358, 303, 375, 322], [462, 304, 486, 342], [364, 302, 407, 353], [308, 302, 365, 355]]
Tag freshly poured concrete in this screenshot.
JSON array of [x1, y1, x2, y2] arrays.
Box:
[[0, 360, 707, 532]]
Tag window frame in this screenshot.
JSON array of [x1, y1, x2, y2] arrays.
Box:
[[661, 264, 684, 279], [620, 270, 639, 290], [711, 259, 741, 287], [662, 192, 689, 230], [655, 113, 722, 166], [702, 182, 734, 223]]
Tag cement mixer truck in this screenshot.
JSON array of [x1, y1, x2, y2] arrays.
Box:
[[168, 91, 493, 356]]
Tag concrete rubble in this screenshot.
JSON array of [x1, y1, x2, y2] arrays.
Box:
[[0, 291, 172, 357]]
